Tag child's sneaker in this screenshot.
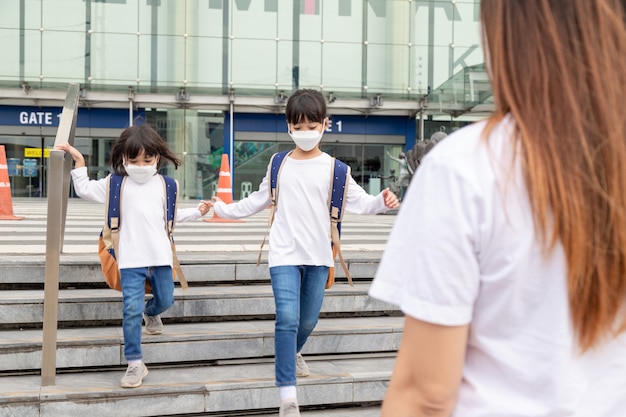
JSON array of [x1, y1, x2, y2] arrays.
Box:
[[143, 313, 163, 335], [296, 352, 309, 377], [120, 362, 148, 388], [279, 400, 300, 417]]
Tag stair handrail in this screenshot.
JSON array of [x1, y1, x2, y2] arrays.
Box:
[[41, 83, 80, 386]]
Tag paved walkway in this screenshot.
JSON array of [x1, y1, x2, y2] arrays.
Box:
[[0, 197, 397, 263]]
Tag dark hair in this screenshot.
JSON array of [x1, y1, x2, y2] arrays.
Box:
[[481, 0, 626, 351], [285, 89, 327, 124], [109, 124, 182, 175]]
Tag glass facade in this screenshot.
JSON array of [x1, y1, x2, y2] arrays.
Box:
[[0, 0, 488, 199]]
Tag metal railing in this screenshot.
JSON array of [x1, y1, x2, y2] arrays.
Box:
[[41, 83, 80, 386]]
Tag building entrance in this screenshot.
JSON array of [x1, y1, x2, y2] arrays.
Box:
[[0, 135, 120, 198], [1, 136, 53, 198]]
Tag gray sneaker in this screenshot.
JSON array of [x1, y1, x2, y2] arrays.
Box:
[[296, 352, 309, 377], [120, 363, 148, 388], [279, 400, 300, 417], [143, 313, 163, 335]]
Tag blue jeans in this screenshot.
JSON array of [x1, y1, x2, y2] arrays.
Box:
[[120, 266, 174, 361], [270, 265, 328, 386]]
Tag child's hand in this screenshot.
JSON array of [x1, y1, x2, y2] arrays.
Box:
[[211, 196, 223, 204], [197, 200, 211, 216], [54, 143, 86, 168], [382, 188, 400, 209]]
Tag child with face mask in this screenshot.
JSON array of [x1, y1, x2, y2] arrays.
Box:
[[55, 124, 210, 388], [207, 89, 400, 417]]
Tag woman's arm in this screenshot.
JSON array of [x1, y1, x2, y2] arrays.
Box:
[[387, 151, 402, 164], [381, 316, 468, 417]]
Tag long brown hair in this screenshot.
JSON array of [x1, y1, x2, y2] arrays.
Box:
[[481, 0, 626, 351]]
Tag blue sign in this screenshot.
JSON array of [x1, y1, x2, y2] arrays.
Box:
[[7, 158, 20, 176], [231, 113, 415, 136], [0, 106, 145, 129], [227, 112, 416, 151], [22, 159, 38, 177]]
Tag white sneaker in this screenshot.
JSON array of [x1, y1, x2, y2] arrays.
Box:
[[120, 362, 148, 388], [296, 352, 309, 377], [279, 400, 301, 417], [143, 313, 163, 335]]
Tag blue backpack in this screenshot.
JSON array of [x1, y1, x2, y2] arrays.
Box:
[[261, 150, 352, 287], [98, 174, 187, 291]]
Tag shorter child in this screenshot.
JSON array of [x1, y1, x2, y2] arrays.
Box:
[[56, 124, 210, 388], [207, 89, 399, 417]]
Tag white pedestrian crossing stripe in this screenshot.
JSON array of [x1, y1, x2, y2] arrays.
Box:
[[0, 199, 397, 255]]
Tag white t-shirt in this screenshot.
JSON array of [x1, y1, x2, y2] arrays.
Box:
[[369, 117, 626, 417], [213, 152, 388, 267], [71, 167, 202, 269]]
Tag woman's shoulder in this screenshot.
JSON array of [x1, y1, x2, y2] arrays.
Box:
[[426, 119, 488, 156], [424, 117, 514, 171]]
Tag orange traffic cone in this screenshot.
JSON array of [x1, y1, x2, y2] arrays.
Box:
[[0, 145, 25, 220], [204, 154, 244, 223]]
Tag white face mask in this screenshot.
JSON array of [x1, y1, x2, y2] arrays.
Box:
[[288, 129, 324, 151], [124, 163, 157, 184]]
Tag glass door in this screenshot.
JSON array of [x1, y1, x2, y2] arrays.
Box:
[[0, 136, 56, 198]]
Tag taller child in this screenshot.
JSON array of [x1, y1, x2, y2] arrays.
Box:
[[56, 124, 209, 389], [208, 89, 399, 417]]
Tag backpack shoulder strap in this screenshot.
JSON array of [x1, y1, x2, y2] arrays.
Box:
[[162, 175, 178, 233], [329, 158, 350, 228], [103, 174, 126, 258], [268, 150, 291, 207], [106, 174, 125, 231], [258, 150, 290, 265], [160, 175, 187, 290], [328, 158, 352, 285]]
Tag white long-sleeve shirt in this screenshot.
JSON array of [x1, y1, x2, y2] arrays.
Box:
[[213, 152, 388, 267], [71, 167, 202, 269]]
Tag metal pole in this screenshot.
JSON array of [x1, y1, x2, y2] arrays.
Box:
[[419, 109, 425, 141], [41, 83, 79, 386], [41, 149, 64, 386], [418, 97, 426, 141], [128, 87, 135, 127], [229, 92, 234, 185]]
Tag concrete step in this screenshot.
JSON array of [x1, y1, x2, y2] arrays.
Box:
[[296, 408, 381, 417], [0, 283, 397, 328], [0, 316, 403, 372], [0, 200, 398, 416], [0, 355, 392, 417], [0, 254, 380, 286]]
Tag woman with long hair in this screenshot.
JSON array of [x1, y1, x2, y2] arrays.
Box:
[[369, 0, 626, 415]]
